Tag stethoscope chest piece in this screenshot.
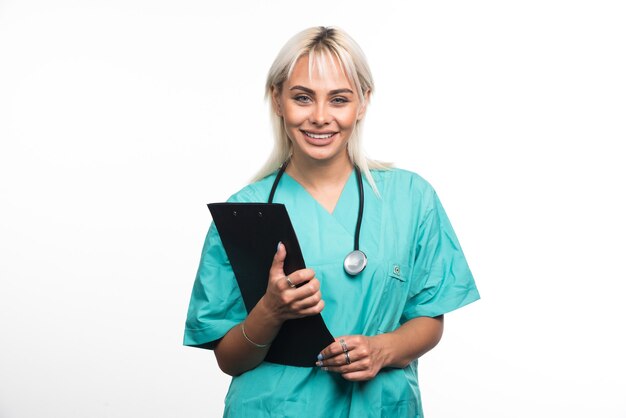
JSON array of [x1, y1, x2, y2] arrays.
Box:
[[270, 161, 369, 277], [344, 250, 367, 276]]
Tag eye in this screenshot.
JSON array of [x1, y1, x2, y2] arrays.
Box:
[[331, 96, 349, 105], [293, 95, 312, 104]]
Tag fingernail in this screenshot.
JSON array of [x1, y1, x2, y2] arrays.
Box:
[[317, 353, 324, 361], [315, 361, 323, 367], [322, 367, 328, 371], [277, 241, 282, 251]]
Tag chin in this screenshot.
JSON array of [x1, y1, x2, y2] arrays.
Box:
[[290, 135, 349, 163], [301, 148, 346, 163]]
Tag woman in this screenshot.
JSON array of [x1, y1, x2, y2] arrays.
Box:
[[184, 26, 479, 417]]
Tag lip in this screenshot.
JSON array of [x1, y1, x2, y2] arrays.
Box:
[[300, 130, 337, 146], [302, 130, 336, 135], [302, 130, 337, 136]]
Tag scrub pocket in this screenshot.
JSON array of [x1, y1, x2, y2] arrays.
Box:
[[376, 262, 410, 334]]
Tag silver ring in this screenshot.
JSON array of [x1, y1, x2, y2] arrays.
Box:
[[285, 276, 296, 288], [339, 338, 348, 353], [345, 351, 351, 365]]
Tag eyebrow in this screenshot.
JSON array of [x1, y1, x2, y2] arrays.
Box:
[[289, 85, 354, 95]]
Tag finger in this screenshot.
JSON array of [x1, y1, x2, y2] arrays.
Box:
[[291, 290, 322, 310], [289, 277, 320, 299], [268, 242, 287, 280], [318, 336, 353, 360], [278, 275, 318, 295], [317, 349, 363, 367], [285, 269, 315, 292], [296, 299, 324, 317], [286, 268, 316, 287], [318, 340, 342, 361], [322, 358, 367, 374]]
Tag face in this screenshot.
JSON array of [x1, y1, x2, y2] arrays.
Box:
[[272, 55, 368, 166]]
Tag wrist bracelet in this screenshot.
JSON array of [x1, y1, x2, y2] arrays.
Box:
[[241, 322, 270, 348]]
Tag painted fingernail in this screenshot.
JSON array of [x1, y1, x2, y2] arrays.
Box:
[[277, 241, 282, 251], [317, 353, 324, 361], [315, 361, 323, 367]]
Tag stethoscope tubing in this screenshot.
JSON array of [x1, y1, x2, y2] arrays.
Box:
[[267, 160, 367, 276]]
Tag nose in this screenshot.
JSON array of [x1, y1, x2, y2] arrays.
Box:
[[310, 102, 330, 125]]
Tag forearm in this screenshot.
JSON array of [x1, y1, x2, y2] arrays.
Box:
[[214, 297, 283, 376], [214, 244, 324, 376], [374, 315, 444, 369]]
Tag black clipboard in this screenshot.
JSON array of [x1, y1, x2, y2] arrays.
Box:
[[208, 202, 334, 367]]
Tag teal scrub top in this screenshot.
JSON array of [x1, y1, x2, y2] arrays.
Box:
[[184, 168, 480, 418]]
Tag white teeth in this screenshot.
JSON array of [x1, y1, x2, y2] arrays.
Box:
[[305, 131, 333, 139]]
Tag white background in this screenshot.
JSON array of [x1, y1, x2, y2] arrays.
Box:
[[1, 0, 625, 417]]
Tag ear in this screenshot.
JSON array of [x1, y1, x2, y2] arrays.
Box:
[[271, 85, 283, 117], [357, 89, 371, 121]]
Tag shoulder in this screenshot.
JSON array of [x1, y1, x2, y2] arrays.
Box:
[[226, 172, 278, 203], [371, 167, 437, 202]]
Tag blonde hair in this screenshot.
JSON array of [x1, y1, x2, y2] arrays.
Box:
[[252, 26, 391, 194]]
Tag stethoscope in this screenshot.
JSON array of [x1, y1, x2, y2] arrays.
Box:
[[268, 161, 367, 276]]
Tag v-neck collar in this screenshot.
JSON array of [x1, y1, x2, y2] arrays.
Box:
[[281, 169, 357, 217], [268, 168, 382, 266], [273, 170, 357, 265]]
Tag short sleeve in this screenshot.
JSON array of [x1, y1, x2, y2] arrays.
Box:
[[183, 222, 247, 349], [402, 189, 480, 321]]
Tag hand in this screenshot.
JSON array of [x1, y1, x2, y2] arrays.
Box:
[[260, 242, 325, 322], [316, 335, 386, 381]]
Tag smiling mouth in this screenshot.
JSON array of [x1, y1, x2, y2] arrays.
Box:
[[302, 131, 336, 139]]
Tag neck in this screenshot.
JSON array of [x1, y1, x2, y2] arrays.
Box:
[[286, 152, 353, 191]]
